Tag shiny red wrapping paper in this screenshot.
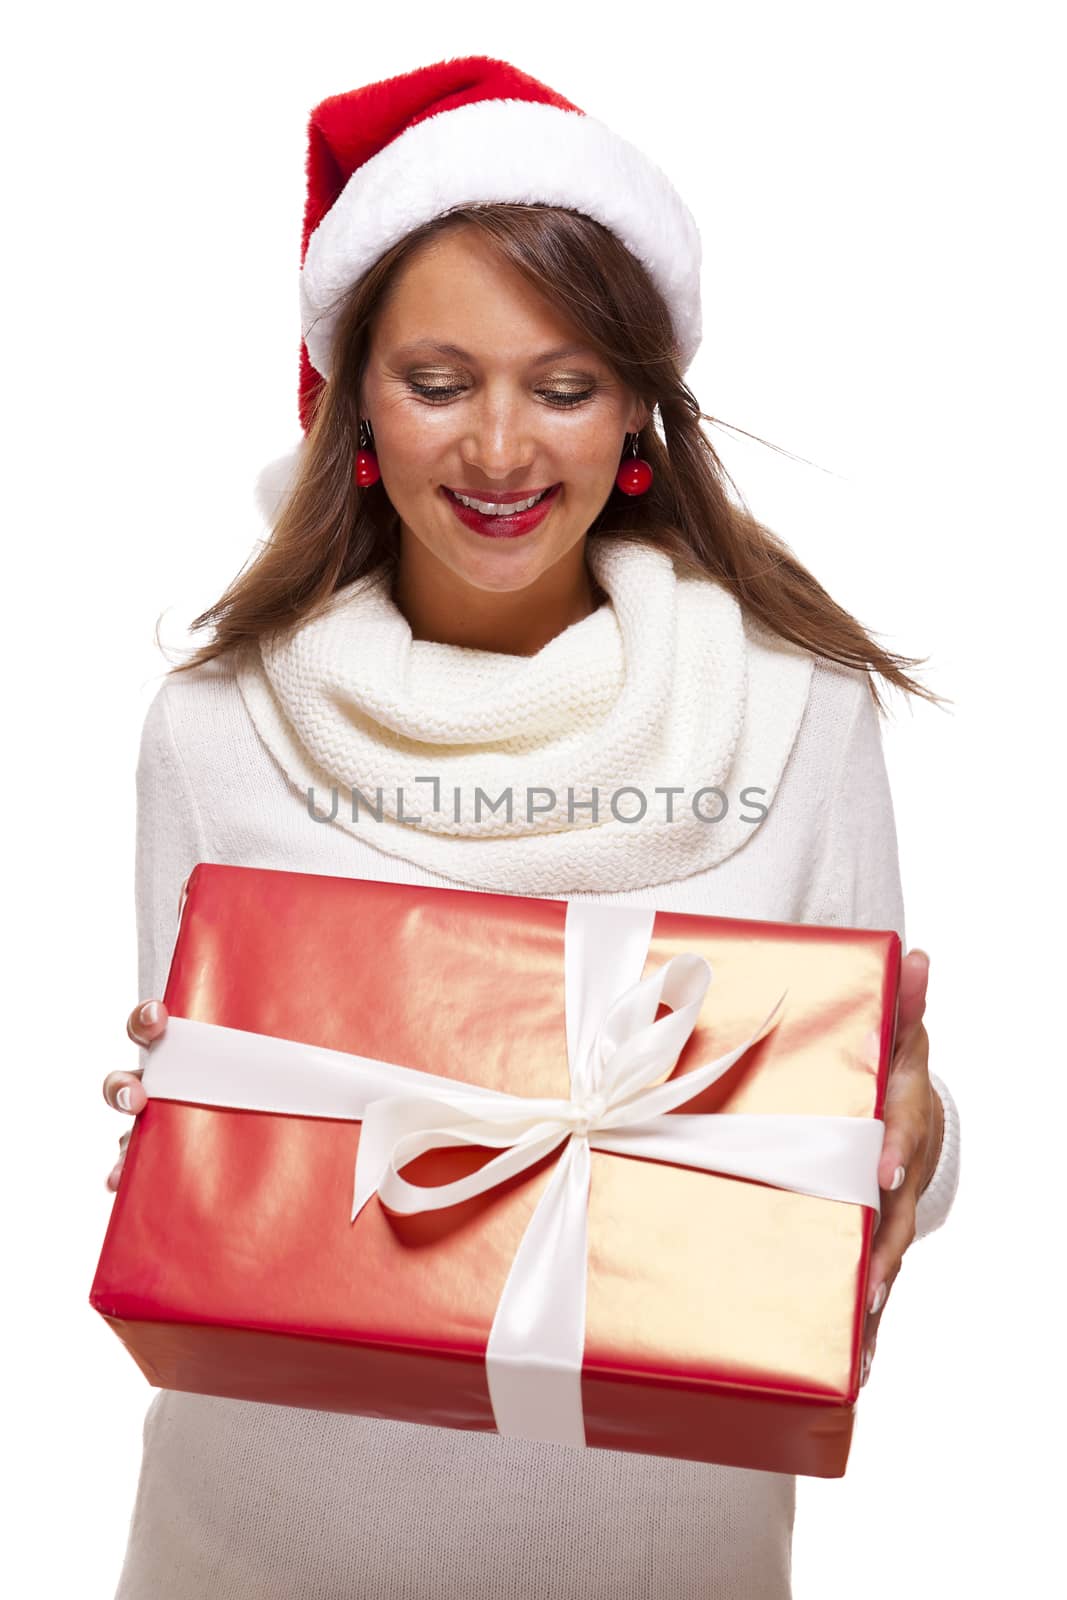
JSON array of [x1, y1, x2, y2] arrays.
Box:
[[90, 862, 899, 1477]]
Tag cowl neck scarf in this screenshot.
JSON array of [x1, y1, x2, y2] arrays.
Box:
[[235, 536, 813, 894]]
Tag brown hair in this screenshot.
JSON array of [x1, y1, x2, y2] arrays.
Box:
[[165, 203, 947, 713]]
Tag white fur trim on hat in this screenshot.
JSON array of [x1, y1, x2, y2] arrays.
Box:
[[254, 440, 306, 524], [299, 99, 702, 379]]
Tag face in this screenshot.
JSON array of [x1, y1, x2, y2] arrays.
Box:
[[358, 225, 649, 601]]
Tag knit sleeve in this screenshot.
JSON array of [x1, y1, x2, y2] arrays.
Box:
[[809, 671, 960, 1240], [132, 679, 210, 1070]]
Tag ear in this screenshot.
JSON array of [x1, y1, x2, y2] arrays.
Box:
[[629, 400, 653, 434]]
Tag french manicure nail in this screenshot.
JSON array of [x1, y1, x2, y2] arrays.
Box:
[[891, 1165, 906, 1190], [117, 1086, 133, 1112], [139, 1001, 161, 1027], [860, 1346, 874, 1386], [869, 1280, 887, 1316]]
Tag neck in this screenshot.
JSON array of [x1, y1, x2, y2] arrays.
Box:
[[391, 534, 605, 656]]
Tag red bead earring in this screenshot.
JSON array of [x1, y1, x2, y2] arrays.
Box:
[[355, 418, 381, 488], [615, 432, 653, 496]]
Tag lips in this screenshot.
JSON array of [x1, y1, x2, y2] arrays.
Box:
[[441, 482, 562, 539], [444, 485, 558, 511]]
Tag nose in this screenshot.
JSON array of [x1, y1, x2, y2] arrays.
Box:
[[458, 388, 537, 486]]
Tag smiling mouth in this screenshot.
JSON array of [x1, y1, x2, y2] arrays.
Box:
[[443, 485, 559, 516]]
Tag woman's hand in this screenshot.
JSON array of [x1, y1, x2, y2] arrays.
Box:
[[101, 1000, 169, 1191], [861, 948, 943, 1383]]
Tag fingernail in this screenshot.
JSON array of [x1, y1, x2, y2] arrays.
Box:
[[860, 1345, 874, 1386], [891, 1165, 906, 1190], [107, 1163, 121, 1188], [117, 1086, 133, 1112], [869, 1280, 887, 1315], [139, 1001, 161, 1027]]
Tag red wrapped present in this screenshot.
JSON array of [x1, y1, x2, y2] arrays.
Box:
[[90, 862, 899, 1477]]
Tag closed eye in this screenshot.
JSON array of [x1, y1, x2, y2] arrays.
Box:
[[408, 383, 596, 409]]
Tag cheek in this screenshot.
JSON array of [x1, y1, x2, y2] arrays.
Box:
[[549, 417, 625, 482], [375, 410, 446, 480]]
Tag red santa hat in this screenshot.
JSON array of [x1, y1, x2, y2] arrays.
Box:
[[258, 55, 702, 515]]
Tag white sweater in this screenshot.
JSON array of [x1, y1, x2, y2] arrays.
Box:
[[114, 553, 960, 1600]]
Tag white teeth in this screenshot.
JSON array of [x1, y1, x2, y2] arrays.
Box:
[[452, 488, 551, 515]]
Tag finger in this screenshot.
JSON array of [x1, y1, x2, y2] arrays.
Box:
[[861, 1190, 917, 1384], [127, 999, 168, 1048], [860, 1335, 877, 1387], [896, 948, 930, 1042], [862, 1060, 923, 1384], [879, 1030, 932, 1191], [106, 1129, 137, 1191], [879, 1087, 929, 1191], [102, 1069, 148, 1114], [867, 1187, 917, 1316], [106, 1137, 131, 1189], [108, 1000, 168, 1110], [863, 1258, 901, 1349]]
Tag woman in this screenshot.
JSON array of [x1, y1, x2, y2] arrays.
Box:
[[101, 57, 960, 1600]]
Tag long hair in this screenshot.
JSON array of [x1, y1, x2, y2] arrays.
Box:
[[165, 203, 946, 712]]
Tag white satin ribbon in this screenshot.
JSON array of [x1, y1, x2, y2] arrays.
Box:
[[142, 902, 884, 1449]]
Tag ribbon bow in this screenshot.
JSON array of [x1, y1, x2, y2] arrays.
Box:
[[142, 902, 884, 1451]]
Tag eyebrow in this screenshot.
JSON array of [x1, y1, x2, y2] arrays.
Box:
[[391, 341, 595, 364]]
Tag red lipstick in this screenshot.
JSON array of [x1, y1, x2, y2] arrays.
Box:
[[442, 483, 562, 539]]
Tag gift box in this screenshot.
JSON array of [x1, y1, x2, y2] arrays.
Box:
[[90, 862, 899, 1478]]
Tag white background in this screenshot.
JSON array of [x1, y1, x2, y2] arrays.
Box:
[[6, 2, 1062, 1594]]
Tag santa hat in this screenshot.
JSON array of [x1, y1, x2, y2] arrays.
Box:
[[257, 55, 702, 519]]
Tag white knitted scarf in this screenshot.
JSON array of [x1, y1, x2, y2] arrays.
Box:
[[235, 536, 813, 894]]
